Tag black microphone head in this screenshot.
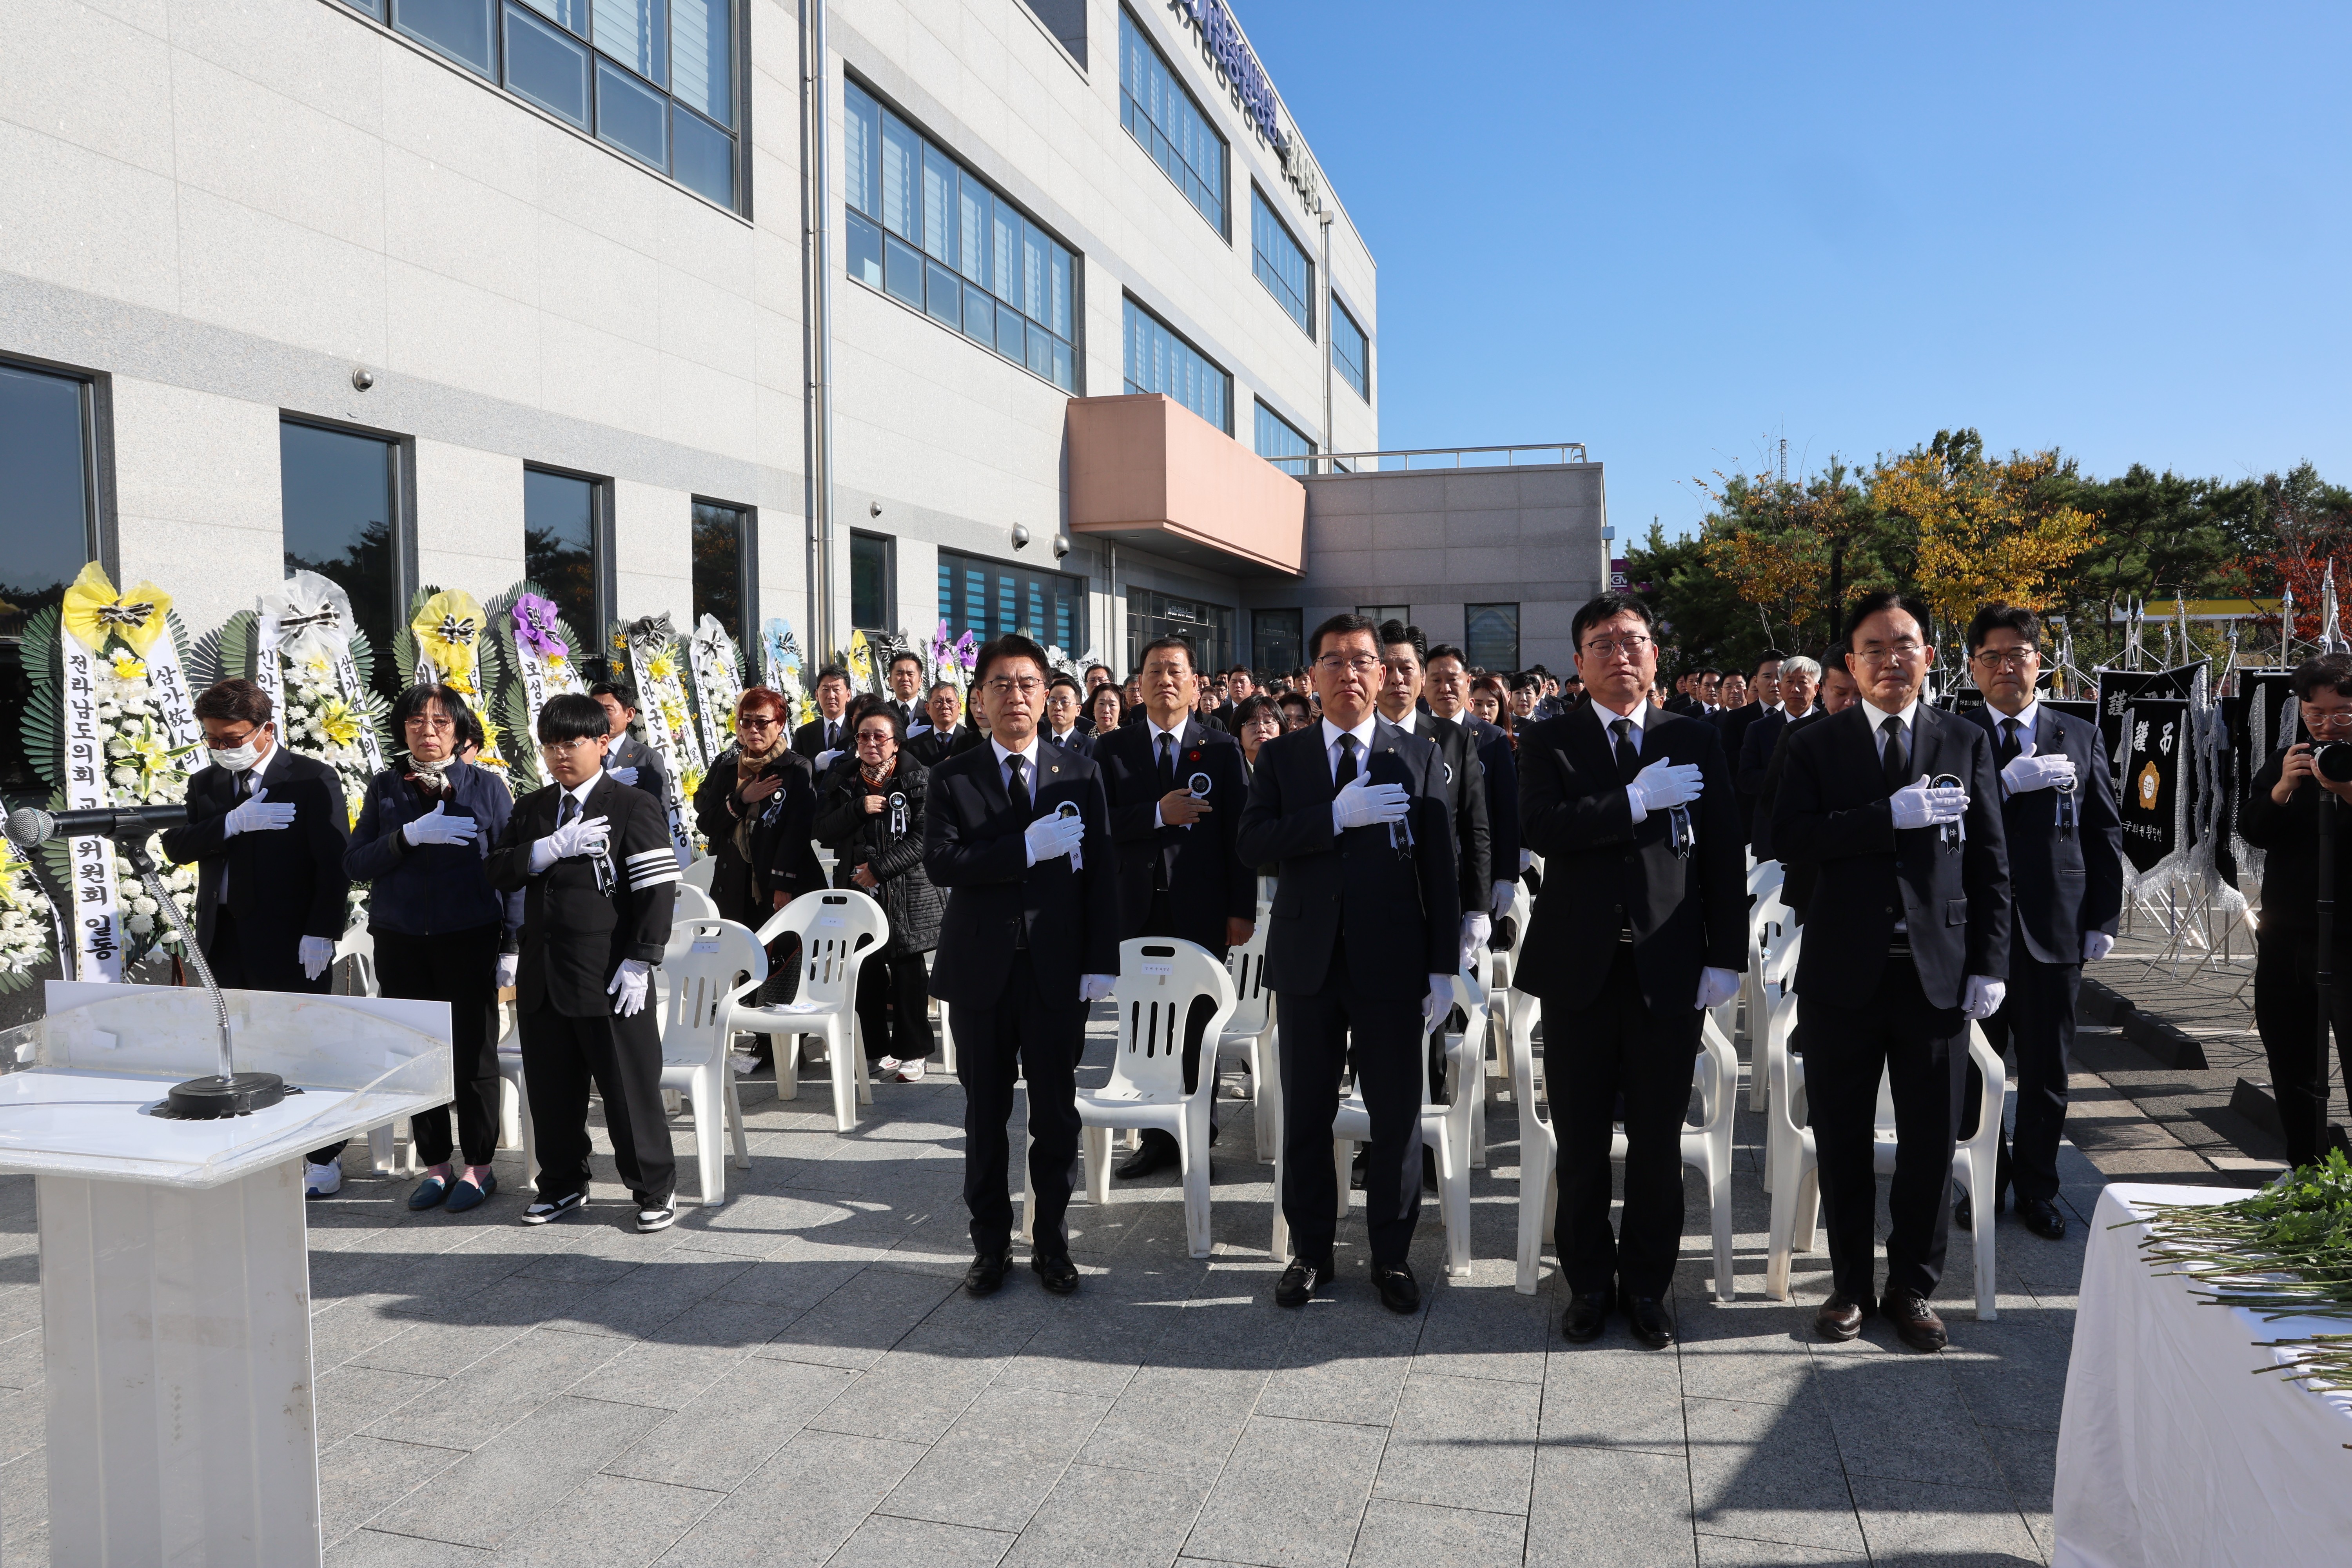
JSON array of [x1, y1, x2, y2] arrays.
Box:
[[3, 807, 53, 849]]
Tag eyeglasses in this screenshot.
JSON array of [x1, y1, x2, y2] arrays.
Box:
[[984, 677, 1045, 696], [1854, 641, 1927, 665], [405, 715, 456, 732], [540, 737, 599, 755], [1971, 648, 2037, 670], [855, 729, 895, 746], [1316, 655, 1381, 676], [1045, 691, 1078, 707], [1580, 635, 1654, 658]]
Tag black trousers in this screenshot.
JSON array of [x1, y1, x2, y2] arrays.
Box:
[[856, 950, 935, 1063], [1276, 942, 1423, 1270], [1968, 948, 2080, 1204], [1136, 891, 1223, 1151], [1549, 944, 1699, 1299], [2252, 926, 2352, 1169], [516, 1001, 675, 1205], [1802, 953, 1966, 1303], [373, 924, 503, 1167], [951, 949, 1084, 1258], [209, 907, 346, 1166]]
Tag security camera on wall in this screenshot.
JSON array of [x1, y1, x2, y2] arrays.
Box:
[[1012, 523, 1031, 550], [1051, 533, 1072, 559]]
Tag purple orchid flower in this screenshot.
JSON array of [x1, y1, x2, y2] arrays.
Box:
[[512, 593, 569, 659]]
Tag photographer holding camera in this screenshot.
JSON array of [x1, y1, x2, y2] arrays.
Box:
[[2240, 652, 2352, 1169]]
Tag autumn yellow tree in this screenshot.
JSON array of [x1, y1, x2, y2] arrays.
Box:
[[1869, 431, 2101, 627]]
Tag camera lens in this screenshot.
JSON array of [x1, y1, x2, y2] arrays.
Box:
[[2321, 742, 2352, 783]]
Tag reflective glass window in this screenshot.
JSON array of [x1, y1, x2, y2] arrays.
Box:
[[1117, 7, 1226, 234], [1331, 298, 1370, 401], [1123, 297, 1228, 434], [1252, 187, 1312, 336]]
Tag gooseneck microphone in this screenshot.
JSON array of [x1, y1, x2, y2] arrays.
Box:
[[4, 803, 191, 849]]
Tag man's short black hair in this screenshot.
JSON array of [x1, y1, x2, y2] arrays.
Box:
[[1228, 664, 1252, 679], [1426, 643, 1467, 666], [590, 679, 639, 712], [1047, 671, 1083, 696], [392, 682, 475, 742], [1844, 589, 1932, 646], [2292, 653, 2352, 702], [1277, 690, 1313, 718], [1752, 648, 1789, 676], [1966, 604, 2041, 655], [1137, 634, 1197, 672], [1085, 663, 1112, 681], [1308, 612, 1379, 661], [813, 664, 852, 691], [193, 677, 274, 728], [1376, 619, 1427, 662], [1510, 671, 1541, 692], [539, 691, 611, 745], [973, 633, 1050, 685], [888, 651, 925, 675], [1569, 592, 1657, 651]]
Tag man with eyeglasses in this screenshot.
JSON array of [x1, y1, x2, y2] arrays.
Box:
[[1042, 672, 1093, 757], [1753, 653, 1859, 920], [1375, 622, 1492, 973], [1238, 613, 1459, 1315], [1513, 595, 1744, 1348], [909, 682, 966, 768], [1773, 590, 2010, 1352], [1739, 653, 1812, 859], [1956, 604, 2120, 1244], [793, 666, 857, 768], [923, 634, 1119, 1299]]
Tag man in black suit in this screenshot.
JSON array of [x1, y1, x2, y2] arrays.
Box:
[[1739, 654, 1818, 860], [1716, 650, 1786, 843], [1043, 673, 1093, 757], [1238, 613, 1459, 1314], [162, 678, 353, 1194], [488, 693, 681, 1230], [1095, 635, 1255, 1178], [792, 666, 855, 766], [1773, 591, 2011, 1351], [1754, 655, 1856, 915], [1515, 595, 1747, 1347], [882, 653, 928, 733], [1664, 673, 1700, 717], [1426, 643, 1521, 925], [591, 681, 670, 811], [1376, 622, 1492, 970], [1213, 664, 1256, 731], [1958, 604, 2123, 1241], [924, 634, 1120, 1298], [907, 682, 964, 768]]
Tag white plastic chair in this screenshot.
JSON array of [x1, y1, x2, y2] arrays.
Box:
[[495, 1012, 536, 1192], [730, 889, 889, 1131], [683, 855, 717, 894], [1744, 884, 1794, 1112], [1508, 992, 1740, 1299], [673, 881, 720, 923], [1212, 906, 1279, 1162], [656, 917, 766, 1206]]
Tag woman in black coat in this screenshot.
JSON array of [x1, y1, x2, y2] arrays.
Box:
[[812, 705, 944, 1082], [694, 690, 826, 1031]]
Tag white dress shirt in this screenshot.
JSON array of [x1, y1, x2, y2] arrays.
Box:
[[991, 736, 1044, 797], [1990, 699, 2041, 759], [1321, 714, 1381, 783]]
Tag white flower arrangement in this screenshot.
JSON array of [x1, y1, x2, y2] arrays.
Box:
[[89, 653, 199, 954], [0, 845, 54, 987], [272, 652, 380, 929]]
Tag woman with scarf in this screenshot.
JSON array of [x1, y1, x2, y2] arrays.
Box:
[[694, 689, 825, 1030], [343, 683, 524, 1213], [813, 705, 943, 1082]]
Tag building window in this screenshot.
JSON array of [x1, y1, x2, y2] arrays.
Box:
[[1357, 604, 1409, 626], [365, 0, 741, 212], [524, 467, 604, 659], [281, 420, 404, 696], [1118, 7, 1226, 235], [1251, 187, 1312, 336], [1123, 297, 1229, 434], [1250, 609, 1302, 676], [1465, 603, 1520, 673], [1, 361, 105, 801], [843, 79, 1078, 392], [849, 531, 893, 632], [1332, 296, 1370, 402], [1126, 589, 1233, 675], [1254, 401, 1315, 477], [691, 499, 753, 650], [1020, 0, 1085, 64], [937, 548, 1085, 654]]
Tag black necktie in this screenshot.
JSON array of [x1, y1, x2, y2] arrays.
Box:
[[1881, 715, 1911, 795], [1334, 733, 1359, 789], [1007, 754, 1030, 817], [559, 793, 579, 827], [826, 721, 838, 750], [1997, 717, 2023, 769], [1611, 718, 1641, 783], [1158, 732, 1176, 794]]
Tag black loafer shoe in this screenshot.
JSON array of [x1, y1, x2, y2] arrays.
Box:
[[1116, 1133, 1176, 1180], [965, 1252, 1013, 1297], [1373, 1262, 1421, 1315], [1561, 1290, 1612, 1342], [445, 1172, 496, 1214], [1621, 1292, 1675, 1350], [407, 1176, 450, 1212], [1883, 1289, 1948, 1352], [2018, 1197, 2067, 1240], [1815, 1291, 1869, 1341], [1032, 1252, 1080, 1295], [1275, 1259, 1330, 1308]]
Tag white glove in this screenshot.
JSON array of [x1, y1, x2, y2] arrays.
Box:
[[1890, 776, 1969, 831], [1421, 975, 1454, 1034], [530, 813, 610, 873], [2001, 753, 2076, 795], [1960, 974, 2007, 1020], [1023, 812, 1087, 866], [607, 958, 650, 1018], [812, 750, 842, 772], [1078, 973, 1116, 1002], [1518, 849, 1534, 871], [1491, 879, 1516, 918], [224, 786, 297, 837], [402, 802, 479, 847], [1332, 776, 1410, 831], [607, 766, 640, 786], [1693, 966, 1741, 1011], [2082, 931, 2115, 964], [496, 952, 519, 989], [1459, 912, 1491, 969], [299, 935, 336, 981], [1625, 758, 1702, 821]]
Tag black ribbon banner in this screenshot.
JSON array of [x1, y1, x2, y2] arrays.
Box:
[[2118, 697, 2189, 877]]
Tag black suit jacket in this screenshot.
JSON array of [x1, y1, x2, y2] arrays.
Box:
[[1515, 704, 1746, 1013], [1236, 720, 1458, 1000], [1755, 707, 1829, 903], [906, 729, 957, 769], [1964, 704, 2123, 965], [603, 733, 669, 812], [1462, 713, 1521, 897], [792, 715, 851, 760], [922, 741, 1120, 1009], [1738, 708, 1796, 858], [1772, 702, 2012, 1009], [1096, 717, 1254, 950], [486, 774, 678, 1016], [1044, 728, 1096, 760], [161, 747, 352, 967], [2241, 746, 2352, 937], [1397, 709, 1492, 914], [1716, 704, 1771, 840]]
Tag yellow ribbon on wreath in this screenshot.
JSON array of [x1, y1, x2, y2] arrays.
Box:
[[411, 590, 486, 692], [61, 563, 174, 655]]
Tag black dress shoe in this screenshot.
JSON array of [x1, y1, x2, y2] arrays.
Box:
[[1882, 1289, 1948, 1352], [1275, 1258, 1330, 1308], [1116, 1132, 1176, 1180], [2018, 1197, 2067, 1240], [1373, 1262, 1421, 1314], [965, 1252, 1013, 1297], [1815, 1291, 1869, 1341], [1032, 1252, 1080, 1294], [1954, 1183, 2002, 1231], [1621, 1292, 1675, 1349], [1560, 1290, 1611, 1342]]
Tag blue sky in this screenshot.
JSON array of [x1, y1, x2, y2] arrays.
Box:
[[1242, 1, 2352, 541]]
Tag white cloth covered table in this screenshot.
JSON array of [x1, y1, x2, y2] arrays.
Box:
[[2055, 1182, 2352, 1567]]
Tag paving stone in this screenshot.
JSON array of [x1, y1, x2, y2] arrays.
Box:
[[1525, 1443, 1695, 1568], [1692, 1535, 1867, 1564], [1256, 1293, 1423, 1427], [1411, 1278, 1553, 1385], [1184, 1415, 1387, 1568], [604, 1354, 858, 1490], [1538, 1339, 1687, 1454], [1374, 1372, 1539, 1515], [1848, 1472, 2047, 1566], [997, 1460, 1209, 1568], [1682, 1393, 1864, 1554], [1809, 1345, 2004, 1490], [318, 1434, 467, 1547], [367, 1396, 663, 1550], [657, 1430, 929, 1567], [316, 1364, 443, 1448], [880, 1385, 1112, 1532], [1076, 1362, 1268, 1482], [1944, 1320, 2074, 1435], [1352, 1498, 1527, 1568], [327, 1529, 493, 1565], [755, 1260, 959, 1369], [829, 1514, 1016, 1568], [362, 1327, 624, 1451], [485, 1473, 722, 1566]]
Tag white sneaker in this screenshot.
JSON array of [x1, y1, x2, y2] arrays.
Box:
[[302, 1158, 343, 1198], [891, 1060, 926, 1083]]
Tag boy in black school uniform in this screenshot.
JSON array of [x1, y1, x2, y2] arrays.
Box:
[[488, 692, 682, 1230]]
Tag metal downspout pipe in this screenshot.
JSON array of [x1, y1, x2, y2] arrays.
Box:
[[802, 0, 838, 660]]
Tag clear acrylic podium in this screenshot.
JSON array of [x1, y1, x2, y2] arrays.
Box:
[[0, 981, 453, 1566]]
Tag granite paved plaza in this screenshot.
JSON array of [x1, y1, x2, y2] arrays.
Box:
[[0, 1002, 2118, 1566]]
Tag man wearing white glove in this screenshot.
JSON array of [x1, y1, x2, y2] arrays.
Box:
[[1237, 613, 1461, 1317], [1514, 595, 1748, 1350], [1773, 591, 2012, 1353], [921, 634, 1120, 1299], [161, 679, 355, 1194], [1959, 604, 2121, 1242], [488, 693, 681, 1233]]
